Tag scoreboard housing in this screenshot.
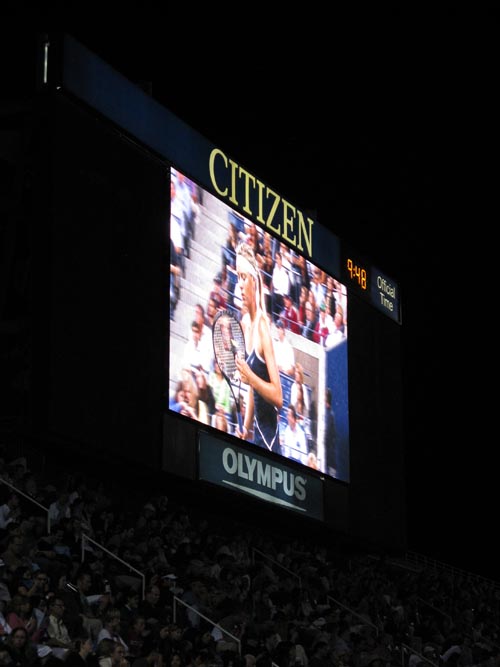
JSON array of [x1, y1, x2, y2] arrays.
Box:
[[6, 34, 406, 551]]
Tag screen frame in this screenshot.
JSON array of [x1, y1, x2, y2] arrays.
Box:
[[168, 166, 350, 483]]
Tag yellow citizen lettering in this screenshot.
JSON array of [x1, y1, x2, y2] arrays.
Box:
[[207, 152, 314, 259], [296, 210, 313, 257], [255, 179, 266, 225], [281, 199, 297, 248], [265, 186, 281, 235], [238, 165, 257, 215], [209, 148, 228, 197], [228, 158, 239, 205]]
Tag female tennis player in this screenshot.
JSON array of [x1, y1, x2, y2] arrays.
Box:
[[234, 242, 283, 452]]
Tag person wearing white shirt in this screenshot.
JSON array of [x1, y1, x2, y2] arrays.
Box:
[[273, 321, 295, 376], [46, 597, 73, 659], [96, 609, 129, 655], [282, 405, 308, 465], [183, 321, 212, 374], [191, 304, 214, 371], [325, 311, 346, 349], [271, 251, 289, 322]]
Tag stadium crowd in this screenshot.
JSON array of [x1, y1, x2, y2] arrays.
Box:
[[0, 444, 499, 667]]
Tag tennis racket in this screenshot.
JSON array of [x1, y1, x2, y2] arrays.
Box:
[[212, 309, 247, 432]]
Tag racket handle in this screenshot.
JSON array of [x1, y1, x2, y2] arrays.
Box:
[[237, 411, 243, 434]]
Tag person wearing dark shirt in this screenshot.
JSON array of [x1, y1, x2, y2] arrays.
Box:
[[65, 638, 98, 667], [60, 570, 106, 642], [137, 585, 168, 631], [3, 626, 40, 667], [301, 302, 317, 341]]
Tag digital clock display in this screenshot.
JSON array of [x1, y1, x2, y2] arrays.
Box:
[[341, 246, 401, 324], [346, 257, 368, 290]]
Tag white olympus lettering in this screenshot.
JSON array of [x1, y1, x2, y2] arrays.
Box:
[[222, 447, 306, 501]]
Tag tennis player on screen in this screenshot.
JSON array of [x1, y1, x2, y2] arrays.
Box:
[[234, 242, 283, 452]]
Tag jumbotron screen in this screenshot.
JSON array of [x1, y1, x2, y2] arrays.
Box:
[[168, 168, 350, 482]]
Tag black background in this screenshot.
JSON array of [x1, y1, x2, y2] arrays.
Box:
[[2, 12, 494, 578]]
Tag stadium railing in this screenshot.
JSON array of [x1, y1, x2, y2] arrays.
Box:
[[0, 475, 50, 533], [172, 595, 241, 656], [81, 533, 146, 600]]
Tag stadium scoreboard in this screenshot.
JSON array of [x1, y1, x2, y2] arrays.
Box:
[[33, 33, 406, 551]]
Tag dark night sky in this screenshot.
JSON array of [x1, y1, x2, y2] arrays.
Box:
[[3, 15, 494, 578]]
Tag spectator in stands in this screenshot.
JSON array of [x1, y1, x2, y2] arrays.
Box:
[[62, 516, 86, 562], [173, 371, 199, 422], [168, 383, 190, 417], [323, 276, 337, 319], [117, 589, 140, 636], [192, 305, 213, 366], [313, 304, 334, 347], [64, 637, 96, 667], [282, 405, 308, 466], [13, 566, 35, 598], [47, 492, 71, 528], [273, 321, 295, 377], [60, 570, 106, 643], [97, 639, 128, 667], [0, 493, 21, 534], [290, 364, 310, 421], [122, 615, 148, 662], [309, 268, 325, 311], [3, 626, 40, 667], [137, 585, 168, 632], [209, 275, 227, 313], [301, 301, 317, 342], [15, 569, 50, 602], [193, 368, 215, 425], [279, 243, 298, 303], [181, 581, 213, 631], [280, 294, 301, 334], [33, 526, 71, 583], [245, 222, 261, 257], [294, 254, 311, 295], [129, 646, 162, 667], [183, 322, 212, 376], [6, 594, 43, 642], [97, 609, 129, 654], [205, 297, 218, 329], [30, 595, 49, 642], [293, 385, 309, 435], [45, 596, 74, 659], [271, 251, 289, 322], [297, 284, 309, 328], [209, 361, 232, 418], [333, 279, 347, 323], [157, 625, 185, 666], [328, 312, 346, 345]]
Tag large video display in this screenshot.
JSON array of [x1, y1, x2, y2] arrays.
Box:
[[168, 168, 350, 482]]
